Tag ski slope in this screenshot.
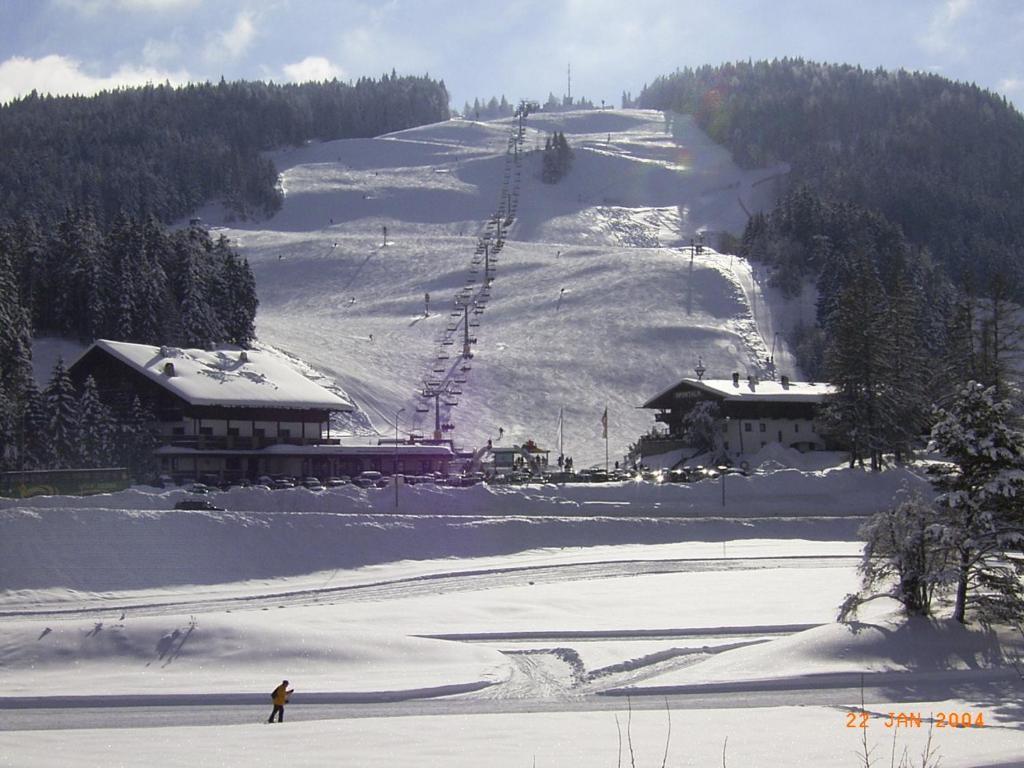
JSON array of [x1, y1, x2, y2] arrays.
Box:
[[210, 109, 794, 465]]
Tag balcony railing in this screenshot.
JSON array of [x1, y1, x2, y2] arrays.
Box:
[[162, 436, 341, 450]]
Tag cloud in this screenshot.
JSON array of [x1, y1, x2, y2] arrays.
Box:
[[142, 37, 182, 65], [283, 56, 345, 83], [920, 0, 974, 56], [57, 0, 200, 13], [999, 76, 1024, 100], [212, 10, 257, 60], [0, 54, 190, 104]]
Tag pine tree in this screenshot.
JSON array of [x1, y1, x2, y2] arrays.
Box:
[[929, 381, 1024, 624], [176, 232, 224, 348], [210, 235, 257, 347], [77, 375, 115, 467], [680, 401, 721, 455], [882, 261, 930, 461], [0, 242, 34, 404], [0, 377, 15, 471], [44, 358, 78, 468], [118, 395, 158, 479], [54, 210, 106, 339], [820, 252, 894, 469], [20, 379, 49, 470]]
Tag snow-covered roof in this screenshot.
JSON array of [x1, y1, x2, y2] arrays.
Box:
[[155, 443, 454, 456], [644, 377, 835, 408], [79, 339, 353, 411]]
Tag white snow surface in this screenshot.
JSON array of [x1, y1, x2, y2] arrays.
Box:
[[3, 471, 1021, 766], [81, 339, 353, 410], [204, 110, 798, 465]]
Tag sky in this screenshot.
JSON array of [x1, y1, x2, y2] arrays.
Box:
[[1, 0, 1023, 112]]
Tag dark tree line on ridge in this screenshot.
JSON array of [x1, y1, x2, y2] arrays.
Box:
[[637, 58, 1024, 291], [0, 73, 451, 227]]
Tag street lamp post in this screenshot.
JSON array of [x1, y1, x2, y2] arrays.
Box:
[[394, 407, 405, 509]]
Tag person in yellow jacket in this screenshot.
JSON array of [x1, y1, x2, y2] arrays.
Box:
[[268, 680, 293, 723]]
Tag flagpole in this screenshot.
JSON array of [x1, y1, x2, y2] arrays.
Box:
[[558, 406, 564, 461], [604, 404, 609, 473]]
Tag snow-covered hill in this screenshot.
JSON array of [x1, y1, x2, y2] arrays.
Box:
[[208, 109, 796, 466]]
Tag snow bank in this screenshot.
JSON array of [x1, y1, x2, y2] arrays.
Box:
[[0, 466, 926, 593], [0, 612, 508, 697], [629, 613, 1021, 687]]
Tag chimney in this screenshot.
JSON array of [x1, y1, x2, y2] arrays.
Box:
[[163, 362, 175, 377], [747, 375, 755, 389], [781, 375, 790, 388], [732, 372, 740, 387], [239, 351, 248, 363]]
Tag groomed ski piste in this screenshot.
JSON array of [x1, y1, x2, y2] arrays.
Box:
[[3, 110, 1023, 766]]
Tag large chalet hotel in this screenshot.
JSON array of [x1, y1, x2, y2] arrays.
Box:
[[641, 372, 836, 459], [70, 340, 453, 482]]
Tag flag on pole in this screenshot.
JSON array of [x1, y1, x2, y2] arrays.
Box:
[[601, 407, 608, 439]]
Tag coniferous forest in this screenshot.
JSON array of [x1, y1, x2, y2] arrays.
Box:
[[637, 59, 1024, 291]]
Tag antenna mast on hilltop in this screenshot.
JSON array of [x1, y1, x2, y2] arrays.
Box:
[[567, 62, 572, 104]]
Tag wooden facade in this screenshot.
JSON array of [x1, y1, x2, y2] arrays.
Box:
[[70, 342, 452, 482], [642, 375, 835, 458]]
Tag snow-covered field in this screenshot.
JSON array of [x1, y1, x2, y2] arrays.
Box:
[[6, 111, 1023, 766], [3, 478, 1022, 766]]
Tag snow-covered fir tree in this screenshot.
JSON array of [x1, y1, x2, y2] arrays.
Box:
[[44, 358, 78, 469], [929, 381, 1024, 624], [0, 377, 15, 471], [118, 395, 158, 479], [680, 400, 721, 456], [76, 375, 115, 468], [839, 492, 947, 620], [177, 234, 225, 348], [20, 379, 49, 470], [820, 252, 895, 469]]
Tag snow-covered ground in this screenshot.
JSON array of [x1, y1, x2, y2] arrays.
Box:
[[204, 109, 798, 467], [7, 111, 1023, 766], [3, 476, 1022, 766]]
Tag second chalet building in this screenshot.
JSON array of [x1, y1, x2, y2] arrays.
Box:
[[70, 340, 453, 482], [641, 373, 836, 460]]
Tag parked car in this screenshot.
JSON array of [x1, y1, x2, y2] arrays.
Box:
[[325, 476, 349, 487], [174, 498, 224, 511], [354, 471, 382, 488], [187, 482, 213, 495], [303, 476, 325, 491]]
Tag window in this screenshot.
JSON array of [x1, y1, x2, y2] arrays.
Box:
[[227, 427, 239, 437], [280, 429, 291, 438], [172, 427, 185, 436], [724, 441, 730, 450], [759, 423, 766, 433], [199, 427, 213, 436], [744, 423, 752, 432], [761, 441, 767, 448], [794, 423, 801, 433]]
